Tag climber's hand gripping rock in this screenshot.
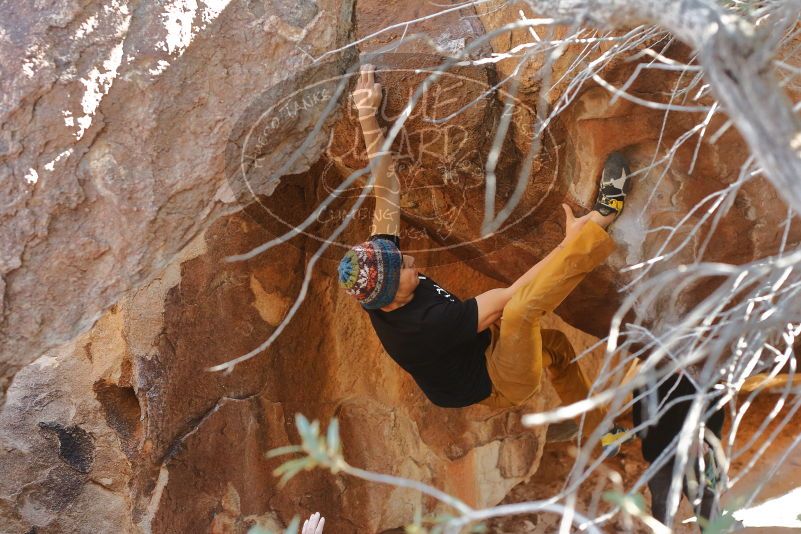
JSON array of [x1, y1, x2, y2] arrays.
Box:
[[352, 63, 400, 236], [352, 63, 382, 120]]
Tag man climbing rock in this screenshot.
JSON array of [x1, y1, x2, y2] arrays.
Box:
[[337, 64, 632, 445]]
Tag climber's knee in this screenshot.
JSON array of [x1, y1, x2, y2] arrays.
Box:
[[501, 296, 545, 326]]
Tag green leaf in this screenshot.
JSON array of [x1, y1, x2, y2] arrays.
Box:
[[265, 445, 304, 459], [602, 490, 625, 506], [274, 457, 311, 479], [278, 463, 309, 487], [246, 516, 301, 534], [296, 414, 322, 452], [702, 509, 737, 534], [628, 493, 645, 512], [296, 414, 311, 438], [283, 516, 301, 534], [412, 503, 422, 525], [602, 491, 645, 514], [327, 418, 340, 456]]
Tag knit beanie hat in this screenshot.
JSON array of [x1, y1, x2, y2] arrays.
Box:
[[337, 238, 402, 309]]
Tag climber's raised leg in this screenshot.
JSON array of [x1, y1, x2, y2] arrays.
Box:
[[479, 153, 633, 442]]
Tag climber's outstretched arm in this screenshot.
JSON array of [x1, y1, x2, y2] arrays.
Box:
[[360, 115, 399, 235], [353, 64, 400, 236], [475, 288, 513, 332]]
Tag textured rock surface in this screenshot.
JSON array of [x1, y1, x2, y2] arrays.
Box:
[[4, 0, 801, 533], [0, 0, 356, 395], [6, 0, 799, 390], [1, 203, 603, 532]]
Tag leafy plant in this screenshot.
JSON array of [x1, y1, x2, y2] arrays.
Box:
[[266, 414, 344, 487], [247, 516, 300, 534]]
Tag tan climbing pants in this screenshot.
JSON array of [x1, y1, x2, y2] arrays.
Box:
[[478, 220, 616, 437]]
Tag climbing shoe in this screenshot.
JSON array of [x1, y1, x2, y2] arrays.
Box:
[[600, 425, 634, 456], [593, 152, 632, 216]]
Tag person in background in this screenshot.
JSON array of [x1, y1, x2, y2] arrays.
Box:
[[633, 372, 725, 529]]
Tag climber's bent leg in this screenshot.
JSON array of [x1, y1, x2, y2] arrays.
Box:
[[479, 221, 615, 433], [541, 329, 607, 436]]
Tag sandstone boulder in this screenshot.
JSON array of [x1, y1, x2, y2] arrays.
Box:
[[1, 203, 605, 532], [0, 0, 356, 397], [4, 1, 801, 533]]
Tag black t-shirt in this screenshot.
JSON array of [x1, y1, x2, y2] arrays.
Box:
[[364, 234, 492, 408], [632, 373, 725, 463]]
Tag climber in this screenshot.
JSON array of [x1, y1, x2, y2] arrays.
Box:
[[337, 64, 632, 448], [632, 371, 725, 529]]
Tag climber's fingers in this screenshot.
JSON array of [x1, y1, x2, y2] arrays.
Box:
[[362, 63, 374, 85], [359, 63, 374, 88]]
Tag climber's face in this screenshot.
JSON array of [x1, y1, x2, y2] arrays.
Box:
[[394, 254, 419, 300]]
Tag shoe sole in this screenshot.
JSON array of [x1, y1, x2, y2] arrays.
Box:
[[595, 152, 632, 216]]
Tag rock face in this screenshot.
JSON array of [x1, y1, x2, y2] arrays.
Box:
[[0, 0, 356, 395], [3, 0, 801, 533], [0, 203, 605, 532]]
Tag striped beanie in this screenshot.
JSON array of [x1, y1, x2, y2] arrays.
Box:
[[337, 238, 402, 309]]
